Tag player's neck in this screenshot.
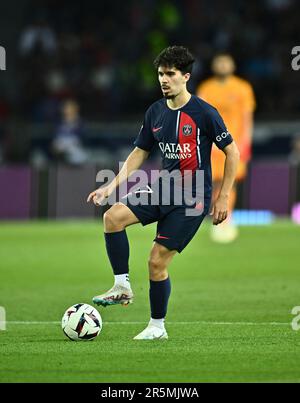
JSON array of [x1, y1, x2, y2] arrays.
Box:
[[216, 74, 233, 83], [166, 91, 191, 110]]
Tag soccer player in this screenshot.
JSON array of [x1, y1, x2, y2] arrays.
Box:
[[87, 46, 240, 340], [197, 53, 256, 242]]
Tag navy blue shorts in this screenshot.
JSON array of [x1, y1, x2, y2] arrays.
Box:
[[121, 184, 208, 253]]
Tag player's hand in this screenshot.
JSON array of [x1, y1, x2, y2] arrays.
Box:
[[210, 195, 229, 225], [86, 186, 111, 206]]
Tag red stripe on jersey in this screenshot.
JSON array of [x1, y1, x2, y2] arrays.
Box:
[[178, 111, 198, 173]]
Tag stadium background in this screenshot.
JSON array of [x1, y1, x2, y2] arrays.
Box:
[[0, 0, 299, 220], [1, 0, 300, 383]]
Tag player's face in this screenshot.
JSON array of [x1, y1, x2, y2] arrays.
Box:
[[63, 101, 79, 121], [158, 66, 190, 99], [212, 56, 235, 77]]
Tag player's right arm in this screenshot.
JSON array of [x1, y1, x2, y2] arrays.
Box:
[[87, 147, 149, 206], [239, 81, 256, 162], [196, 80, 211, 103], [88, 106, 155, 206]]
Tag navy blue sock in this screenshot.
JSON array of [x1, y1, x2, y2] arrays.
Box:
[[149, 277, 171, 319], [104, 230, 129, 275]]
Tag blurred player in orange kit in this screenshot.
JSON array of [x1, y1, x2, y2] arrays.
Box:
[[197, 53, 256, 242]]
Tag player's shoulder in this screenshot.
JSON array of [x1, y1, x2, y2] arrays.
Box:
[[190, 95, 220, 118], [196, 78, 216, 95], [145, 98, 166, 115], [231, 75, 253, 90], [199, 77, 216, 87], [190, 95, 224, 130]]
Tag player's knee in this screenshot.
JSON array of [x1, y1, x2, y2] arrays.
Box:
[[148, 255, 163, 271], [103, 209, 114, 232], [103, 208, 122, 232], [148, 255, 167, 280]]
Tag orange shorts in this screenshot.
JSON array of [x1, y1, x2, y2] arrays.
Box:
[[211, 149, 247, 182]]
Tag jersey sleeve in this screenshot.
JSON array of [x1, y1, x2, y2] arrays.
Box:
[[196, 81, 211, 103], [242, 81, 256, 113], [133, 107, 155, 152], [205, 107, 233, 150]]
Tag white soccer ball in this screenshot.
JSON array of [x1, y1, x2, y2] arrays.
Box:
[[61, 303, 102, 341]]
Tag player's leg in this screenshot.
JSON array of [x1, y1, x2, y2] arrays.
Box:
[[133, 207, 207, 340], [93, 184, 161, 307], [211, 179, 238, 242], [212, 158, 248, 242], [103, 202, 139, 286], [211, 180, 238, 243], [210, 148, 238, 242], [133, 242, 176, 340], [93, 203, 139, 307]]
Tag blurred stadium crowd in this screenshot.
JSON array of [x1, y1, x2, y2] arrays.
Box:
[[1, 0, 299, 122], [0, 0, 299, 220], [0, 0, 299, 165]]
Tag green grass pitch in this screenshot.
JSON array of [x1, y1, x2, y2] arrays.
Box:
[[0, 219, 300, 383]]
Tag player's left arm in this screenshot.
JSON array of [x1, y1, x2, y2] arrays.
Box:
[[211, 141, 240, 225], [239, 83, 256, 162], [239, 111, 254, 162], [196, 81, 209, 102]]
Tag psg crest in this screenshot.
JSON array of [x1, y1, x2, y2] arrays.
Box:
[[182, 124, 192, 136]]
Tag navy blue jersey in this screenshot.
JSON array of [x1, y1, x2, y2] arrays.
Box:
[[134, 95, 233, 204]]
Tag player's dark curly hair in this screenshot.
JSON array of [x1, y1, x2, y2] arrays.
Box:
[[153, 46, 195, 74]]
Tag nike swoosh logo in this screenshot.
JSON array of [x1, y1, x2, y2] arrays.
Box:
[[152, 126, 163, 133], [157, 235, 170, 240]]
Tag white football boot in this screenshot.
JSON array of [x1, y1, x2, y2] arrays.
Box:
[[133, 324, 168, 340], [93, 284, 133, 307], [211, 221, 238, 243]]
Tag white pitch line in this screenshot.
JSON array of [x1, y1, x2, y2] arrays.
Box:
[[5, 321, 290, 326]]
